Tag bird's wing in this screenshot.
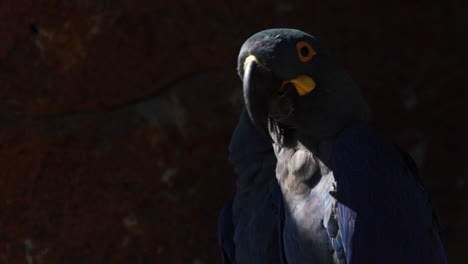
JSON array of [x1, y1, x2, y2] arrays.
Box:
[[218, 201, 236, 264], [218, 108, 284, 264], [333, 123, 447, 264]]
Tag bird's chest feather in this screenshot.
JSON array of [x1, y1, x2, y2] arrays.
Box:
[[275, 145, 338, 263]]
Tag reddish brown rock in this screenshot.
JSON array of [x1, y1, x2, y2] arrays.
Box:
[[0, 0, 467, 263]]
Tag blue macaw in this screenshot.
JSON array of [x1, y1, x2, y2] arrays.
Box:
[[218, 29, 447, 264]]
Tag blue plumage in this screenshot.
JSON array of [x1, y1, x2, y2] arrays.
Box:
[[218, 201, 236, 263], [219, 28, 447, 264], [219, 115, 447, 263], [219, 109, 283, 264], [333, 123, 447, 264]]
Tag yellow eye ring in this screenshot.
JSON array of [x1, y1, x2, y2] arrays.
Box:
[[296, 41, 316, 62]]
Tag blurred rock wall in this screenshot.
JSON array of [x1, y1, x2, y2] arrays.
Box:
[[0, 0, 467, 263]]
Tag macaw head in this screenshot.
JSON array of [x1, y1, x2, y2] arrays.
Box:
[[238, 29, 371, 144]]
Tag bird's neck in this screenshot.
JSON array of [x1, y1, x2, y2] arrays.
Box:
[[273, 138, 334, 202]]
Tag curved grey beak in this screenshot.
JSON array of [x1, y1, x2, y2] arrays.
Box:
[[242, 56, 281, 141]]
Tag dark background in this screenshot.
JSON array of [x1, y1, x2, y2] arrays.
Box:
[[0, 0, 467, 263]]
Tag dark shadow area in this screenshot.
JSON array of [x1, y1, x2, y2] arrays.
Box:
[[0, 0, 466, 263]]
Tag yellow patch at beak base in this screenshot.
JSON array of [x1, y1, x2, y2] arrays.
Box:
[[282, 75, 316, 96]]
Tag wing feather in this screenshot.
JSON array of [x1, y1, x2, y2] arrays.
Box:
[[333, 124, 447, 264]]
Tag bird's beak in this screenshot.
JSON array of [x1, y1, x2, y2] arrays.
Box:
[[242, 55, 279, 141], [242, 55, 317, 140]]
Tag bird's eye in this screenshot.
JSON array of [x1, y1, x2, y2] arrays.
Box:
[[296, 41, 316, 62]]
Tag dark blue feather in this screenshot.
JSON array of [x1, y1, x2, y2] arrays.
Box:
[[333, 123, 447, 264], [219, 108, 285, 264], [218, 201, 236, 264]]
